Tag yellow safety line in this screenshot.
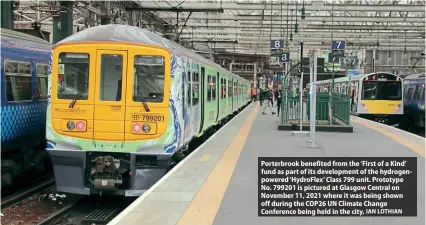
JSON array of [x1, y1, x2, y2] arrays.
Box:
[[177, 104, 259, 225], [352, 117, 425, 158]]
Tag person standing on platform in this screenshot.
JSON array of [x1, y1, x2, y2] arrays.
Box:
[[262, 88, 276, 115], [274, 85, 282, 117]]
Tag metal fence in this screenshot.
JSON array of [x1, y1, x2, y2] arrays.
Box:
[[280, 89, 351, 126]]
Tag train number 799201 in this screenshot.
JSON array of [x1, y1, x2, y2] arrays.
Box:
[[141, 115, 165, 122]]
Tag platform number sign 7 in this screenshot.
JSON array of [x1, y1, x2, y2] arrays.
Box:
[[328, 53, 340, 63], [279, 52, 290, 62], [332, 40, 345, 50]]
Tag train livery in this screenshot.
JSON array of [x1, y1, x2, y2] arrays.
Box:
[[315, 72, 403, 124], [401, 74, 425, 129], [46, 25, 251, 196], [1, 28, 51, 187]]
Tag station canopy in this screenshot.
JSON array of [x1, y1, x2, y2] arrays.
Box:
[[12, 0, 425, 55]]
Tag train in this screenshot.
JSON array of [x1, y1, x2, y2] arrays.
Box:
[[46, 24, 252, 196], [400, 74, 425, 130], [1, 28, 51, 187], [315, 72, 403, 124]]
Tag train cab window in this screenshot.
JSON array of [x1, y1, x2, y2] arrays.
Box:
[[133, 55, 165, 103], [211, 75, 217, 101], [187, 71, 192, 105], [100, 54, 123, 101], [36, 63, 49, 99], [207, 75, 212, 102], [4, 60, 33, 102], [57, 53, 89, 100], [361, 82, 377, 100], [192, 72, 199, 106]]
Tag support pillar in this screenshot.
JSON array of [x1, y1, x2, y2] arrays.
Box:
[[52, 14, 62, 44], [60, 1, 73, 38], [53, 1, 73, 44], [1, 1, 13, 29], [100, 17, 112, 25], [253, 63, 257, 89]]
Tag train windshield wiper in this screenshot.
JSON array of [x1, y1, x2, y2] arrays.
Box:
[[140, 97, 150, 112], [69, 93, 81, 108]]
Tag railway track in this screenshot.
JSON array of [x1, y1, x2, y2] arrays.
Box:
[[1, 175, 55, 209], [37, 196, 136, 225]]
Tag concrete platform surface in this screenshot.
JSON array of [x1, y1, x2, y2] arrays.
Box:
[[109, 103, 425, 225]]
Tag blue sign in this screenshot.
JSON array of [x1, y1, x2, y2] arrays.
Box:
[[348, 69, 360, 77], [332, 40, 345, 50], [278, 52, 290, 62], [270, 40, 284, 49], [275, 72, 283, 80], [328, 53, 340, 63]]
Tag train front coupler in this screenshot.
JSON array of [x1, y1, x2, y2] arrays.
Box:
[[89, 156, 124, 191]]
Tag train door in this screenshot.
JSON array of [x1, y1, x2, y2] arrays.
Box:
[[93, 50, 128, 141], [231, 78, 234, 111], [199, 67, 205, 133], [216, 72, 220, 121]]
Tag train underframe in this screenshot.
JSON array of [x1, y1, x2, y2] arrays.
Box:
[[399, 109, 425, 131], [359, 114, 402, 125], [48, 102, 250, 197], [1, 137, 51, 190]]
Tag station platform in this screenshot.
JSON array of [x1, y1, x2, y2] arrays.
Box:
[[108, 103, 425, 225]]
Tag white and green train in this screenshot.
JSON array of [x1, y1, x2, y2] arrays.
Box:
[[46, 25, 252, 196]]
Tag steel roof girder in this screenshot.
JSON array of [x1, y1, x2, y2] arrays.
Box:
[[134, 1, 426, 12], [175, 29, 424, 37], [157, 14, 425, 23], [177, 23, 425, 30]]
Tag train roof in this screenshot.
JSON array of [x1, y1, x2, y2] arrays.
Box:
[[1, 28, 51, 50], [312, 72, 400, 85], [403, 74, 425, 80], [57, 25, 246, 81]]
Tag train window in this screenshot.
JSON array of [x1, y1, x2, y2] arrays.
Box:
[[220, 78, 224, 99], [405, 88, 414, 100], [57, 53, 89, 100], [36, 64, 49, 99], [100, 54, 123, 101], [187, 71, 192, 105], [133, 55, 165, 103], [192, 72, 199, 106], [228, 79, 232, 97], [207, 75, 212, 102], [4, 60, 33, 101], [212, 75, 217, 101], [419, 85, 425, 101], [413, 86, 420, 100]]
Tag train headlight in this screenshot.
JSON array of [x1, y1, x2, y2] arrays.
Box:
[[142, 124, 151, 133], [396, 104, 401, 110], [66, 121, 75, 130]]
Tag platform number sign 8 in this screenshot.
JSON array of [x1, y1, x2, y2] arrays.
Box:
[[279, 52, 290, 62], [270, 40, 284, 49], [274, 40, 281, 48]]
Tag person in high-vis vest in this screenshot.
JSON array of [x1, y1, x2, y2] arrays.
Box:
[[251, 87, 257, 102]]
